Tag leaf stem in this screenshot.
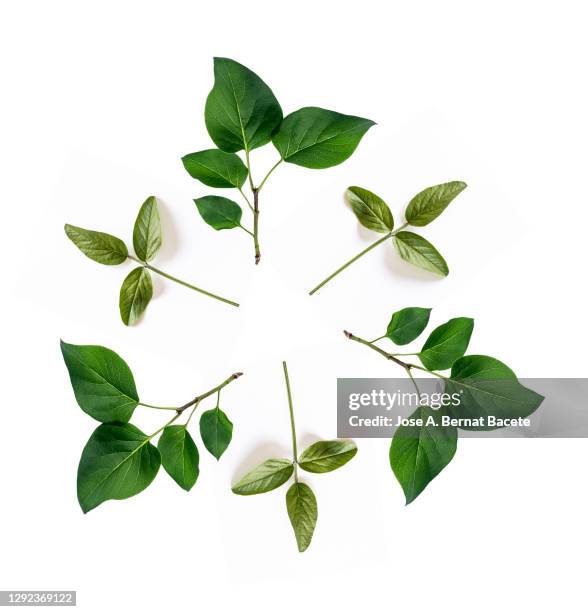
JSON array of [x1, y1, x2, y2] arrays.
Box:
[[245, 148, 255, 192], [257, 159, 282, 192], [138, 403, 177, 410], [253, 188, 261, 265], [238, 188, 254, 212], [282, 361, 298, 482]]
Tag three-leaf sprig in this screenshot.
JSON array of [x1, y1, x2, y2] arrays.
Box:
[[231, 362, 357, 552], [344, 307, 544, 504], [309, 181, 467, 294], [61, 340, 241, 512], [65, 196, 239, 325], [183, 57, 375, 265]]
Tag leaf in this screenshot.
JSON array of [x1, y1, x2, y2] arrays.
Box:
[[390, 406, 457, 504], [231, 459, 293, 495], [272, 107, 375, 169], [158, 425, 199, 491], [119, 267, 153, 326], [60, 341, 139, 423], [346, 186, 393, 233], [386, 307, 432, 345], [182, 149, 248, 189], [194, 196, 243, 230], [286, 483, 318, 552], [205, 57, 283, 153], [77, 423, 160, 513], [405, 181, 467, 226], [199, 408, 233, 460], [393, 231, 449, 276], [419, 317, 474, 370], [133, 196, 162, 262], [298, 440, 357, 473], [64, 224, 128, 265], [446, 355, 544, 430]]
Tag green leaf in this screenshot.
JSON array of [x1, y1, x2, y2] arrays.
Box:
[[405, 181, 467, 226], [286, 482, 318, 552], [390, 406, 457, 504], [77, 423, 160, 513], [199, 408, 233, 460], [158, 425, 199, 491], [65, 224, 128, 265], [182, 149, 248, 188], [205, 57, 283, 153], [298, 440, 357, 473], [272, 107, 375, 169], [386, 307, 432, 345], [232, 459, 293, 495], [194, 195, 243, 230], [60, 341, 139, 423], [446, 355, 544, 430], [119, 267, 153, 326], [393, 231, 449, 276], [133, 196, 162, 262], [346, 186, 393, 233], [419, 317, 474, 370]]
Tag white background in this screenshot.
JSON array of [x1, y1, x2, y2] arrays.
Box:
[[2, 1, 588, 610]]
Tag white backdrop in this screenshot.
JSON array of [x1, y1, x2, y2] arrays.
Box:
[[2, 1, 588, 610]]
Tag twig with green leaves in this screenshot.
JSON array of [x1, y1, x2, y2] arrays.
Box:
[[231, 361, 357, 552], [309, 181, 467, 295], [344, 307, 544, 504], [182, 57, 375, 265], [60, 340, 241, 513], [65, 196, 240, 325]]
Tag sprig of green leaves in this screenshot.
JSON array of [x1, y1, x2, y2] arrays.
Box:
[[232, 362, 357, 552], [183, 57, 375, 265]]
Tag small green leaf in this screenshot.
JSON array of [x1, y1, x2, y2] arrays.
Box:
[[182, 149, 248, 188], [298, 440, 357, 473], [119, 267, 153, 326], [194, 196, 243, 230], [65, 224, 128, 265], [77, 423, 160, 513], [232, 459, 293, 495], [205, 57, 283, 152], [158, 425, 199, 491], [419, 317, 474, 370], [405, 181, 467, 227], [286, 482, 318, 552], [390, 406, 457, 504], [133, 196, 162, 262], [386, 307, 432, 345], [199, 407, 233, 460], [393, 231, 449, 276], [272, 107, 375, 169], [60, 341, 139, 423], [346, 186, 393, 233]]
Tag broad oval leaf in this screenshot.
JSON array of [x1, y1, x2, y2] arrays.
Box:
[[119, 267, 153, 326], [158, 425, 199, 491], [272, 107, 375, 169], [298, 440, 357, 473], [394, 231, 449, 276], [386, 307, 432, 345], [446, 355, 544, 430], [418, 317, 474, 371], [390, 406, 457, 504], [65, 224, 128, 265], [194, 195, 242, 230], [286, 482, 318, 552], [60, 341, 139, 423], [231, 458, 293, 495], [346, 186, 393, 233], [405, 181, 467, 226], [199, 407, 233, 460], [182, 149, 248, 188], [205, 57, 283, 152], [77, 423, 160, 513], [133, 196, 162, 262]]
